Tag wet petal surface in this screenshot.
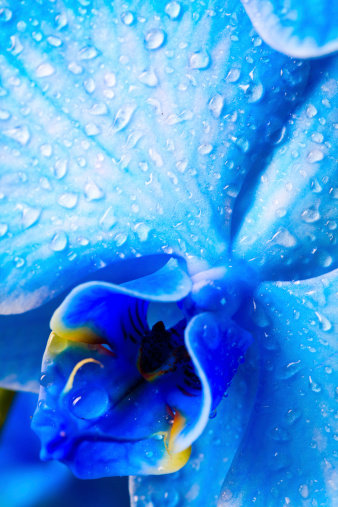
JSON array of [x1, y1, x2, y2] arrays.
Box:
[[220, 269, 338, 506], [233, 56, 338, 281], [0, 0, 310, 313]]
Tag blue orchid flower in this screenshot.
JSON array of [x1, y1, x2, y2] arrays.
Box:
[[0, 0, 337, 506], [31, 258, 253, 478]]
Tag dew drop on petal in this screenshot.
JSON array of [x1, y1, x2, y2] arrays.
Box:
[[145, 29, 165, 50], [307, 149, 324, 163], [189, 50, 210, 70], [0, 110, 10, 120], [53, 158, 68, 179], [3, 125, 30, 145], [164, 1, 181, 20], [71, 388, 109, 419], [138, 68, 158, 87], [0, 8, 12, 22], [112, 105, 135, 132], [209, 94, 224, 118], [36, 63, 55, 78], [57, 193, 78, 209], [84, 180, 105, 201], [50, 232, 68, 252], [121, 11, 134, 25], [0, 223, 8, 237]]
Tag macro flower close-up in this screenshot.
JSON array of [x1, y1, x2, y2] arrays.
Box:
[[0, 0, 337, 506]]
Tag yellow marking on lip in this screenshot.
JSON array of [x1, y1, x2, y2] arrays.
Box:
[[168, 410, 186, 453], [63, 358, 104, 393]]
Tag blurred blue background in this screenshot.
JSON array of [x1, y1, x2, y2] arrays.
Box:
[[0, 393, 130, 507]]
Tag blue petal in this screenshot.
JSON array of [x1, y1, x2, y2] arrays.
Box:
[[32, 332, 192, 478], [241, 0, 338, 57], [233, 56, 338, 281], [0, 0, 310, 313], [130, 344, 259, 507], [170, 312, 253, 453], [219, 269, 338, 506], [51, 258, 191, 344]]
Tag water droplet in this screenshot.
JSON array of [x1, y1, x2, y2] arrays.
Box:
[[145, 29, 165, 50], [0, 8, 12, 22], [189, 50, 210, 70], [307, 149, 324, 163], [146, 450, 153, 457], [311, 132, 324, 144], [89, 103, 108, 115], [306, 104, 317, 118], [50, 231, 68, 252], [135, 222, 151, 242], [0, 223, 8, 237], [246, 82, 264, 103], [85, 123, 101, 136], [273, 227, 297, 248], [40, 144, 52, 157], [209, 94, 224, 118], [3, 125, 30, 146], [121, 11, 134, 25], [84, 180, 105, 201], [84, 78, 96, 94], [0, 109, 10, 120], [164, 1, 181, 20], [47, 35, 62, 47], [138, 68, 158, 87], [54, 158, 68, 179], [166, 110, 193, 125], [68, 62, 83, 75], [9, 35, 23, 55], [115, 233, 127, 247], [299, 485, 309, 499], [104, 73, 116, 87], [315, 312, 332, 332], [57, 193, 78, 209], [284, 408, 301, 425], [301, 207, 320, 223], [36, 63, 55, 78], [20, 205, 41, 229], [78, 46, 98, 60], [198, 143, 213, 155], [71, 387, 109, 419], [308, 376, 321, 393], [226, 68, 241, 83], [278, 360, 302, 380], [14, 257, 25, 268], [209, 409, 217, 419], [112, 105, 135, 132]]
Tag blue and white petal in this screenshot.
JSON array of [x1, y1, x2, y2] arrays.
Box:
[[0, 0, 310, 313], [233, 56, 338, 281], [219, 269, 338, 506], [241, 0, 338, 58]]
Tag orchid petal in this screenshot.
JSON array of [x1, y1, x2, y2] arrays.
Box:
[[0, 0, 310, 313], [168, 312, 253, 453], [240, 0, 338, 58], [130, 344, 258, 507], [233, 57, 338, 281], [219, 269, 338, 506], [32, 332, 192, 478], [51, 258, 191, 344]]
